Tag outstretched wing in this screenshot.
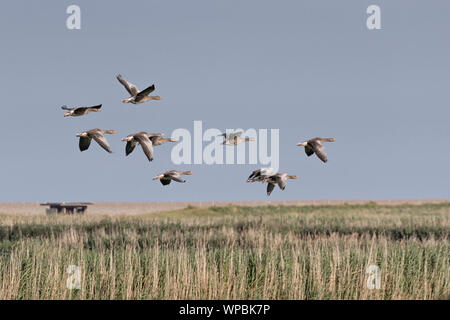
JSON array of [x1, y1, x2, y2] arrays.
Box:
[[72, 107, 88, 116], [310, 141, 328, 163], [79, 136, 92, 152], [135, 84, 155, 101], [117, 74, 139, 97], [135, 134, 154, 162], [267, 183, 275, 196], [304, 145, 314, 157], [160, 178, 172, 185], [167, 174, 185, 183], [61, 105, 73, 111], [248, 169, 260, 181], [87, 104, 102, 111], [125, 139, 137, 156], [91, 132, 112, 153]]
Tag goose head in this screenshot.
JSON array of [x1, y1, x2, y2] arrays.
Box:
[[153, 174, 165, 180], [296, 141, 307, 147], [121, 136, 134, 142]]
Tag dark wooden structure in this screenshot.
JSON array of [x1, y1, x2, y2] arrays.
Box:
[[40, 202, 93, 215]]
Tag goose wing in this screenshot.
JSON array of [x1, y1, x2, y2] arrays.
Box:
[[164, 170, 186, 183], [87, 104, 102, 111], [73, 107, 88, 115], [91, 132, 112, 153], [248, 169, 261, 181], [164, 170, 181, 175], [250, 168, 274, 182], [134, 134, 154, 162], [135, 84, 155, 101], [160, 178, 172, 185], [125, 139, 137, 156], [79, 136, 92, 152], [304, 144, 314, 157], [267, 183, 275, 196], [61, 105, 73, 111], [310, 141, 328, 163], [117, 74, 139, 97], [167, 174, 185, 183]]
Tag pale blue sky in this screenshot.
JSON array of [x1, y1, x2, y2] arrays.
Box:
[[1, 1, 449, 202]]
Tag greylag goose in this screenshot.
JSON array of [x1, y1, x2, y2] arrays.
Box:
[[218, 131, 256, 145], [264, 173, 299, 196], [62, 104, 102, 117], [247, 168, 274, 182], [76, 128, 116, 153], [121, 132, 164, 162], [117, 74, 162, 104], [297, 137, 336, 163], [153, 170, 194, 185]]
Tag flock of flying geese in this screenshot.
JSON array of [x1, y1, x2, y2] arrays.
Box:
[[63, 75, 336, 195]]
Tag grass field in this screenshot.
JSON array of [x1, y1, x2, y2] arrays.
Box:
[[0, 203, 448, 299]]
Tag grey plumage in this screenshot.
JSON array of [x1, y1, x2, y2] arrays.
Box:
[[122, 132, 164, 162], [153, 170, 194, 186], [76, 128, 116, 153], [297, 137, 336, 163], [117, 74, 161, 104], [62, 104, 102, 117]]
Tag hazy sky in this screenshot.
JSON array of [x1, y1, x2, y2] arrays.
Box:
[[1, 0, 449, 202]]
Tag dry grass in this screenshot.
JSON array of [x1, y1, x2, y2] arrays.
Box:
[[0, 203, 449, 299]]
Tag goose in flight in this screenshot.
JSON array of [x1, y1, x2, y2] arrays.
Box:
[[247, 168, 275, 183], [297, 137, 336, 163], [218, 131, 256, 145], [264, 173, 299, 196], [76, 128, 116, 153], [121, 132, 164, 162], [62, 104, 102, 117], [153, 170, 194, 185], [116, 74, 162, 104]]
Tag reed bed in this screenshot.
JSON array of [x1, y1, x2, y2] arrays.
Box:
[[0, 203, 448, 299]]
